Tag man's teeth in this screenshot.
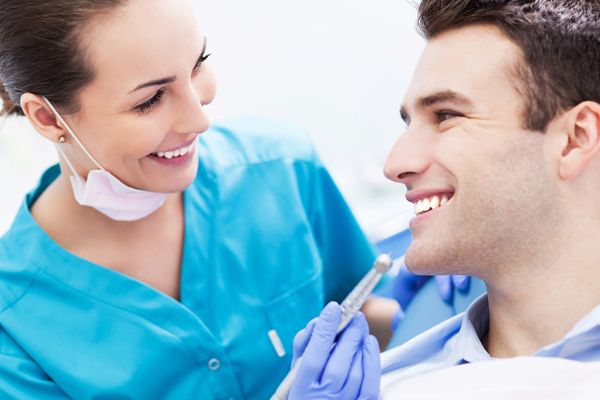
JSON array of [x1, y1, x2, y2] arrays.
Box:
[[153, 142, 195, 159], [414, 195, 450, 215]]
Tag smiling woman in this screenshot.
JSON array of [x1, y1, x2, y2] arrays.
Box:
[[0, 0, 392, 398]]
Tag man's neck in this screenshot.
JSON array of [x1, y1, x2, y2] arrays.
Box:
[[483, 232, 600, 358]]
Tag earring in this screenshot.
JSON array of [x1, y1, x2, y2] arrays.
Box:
[[58, 135, 66, 144]]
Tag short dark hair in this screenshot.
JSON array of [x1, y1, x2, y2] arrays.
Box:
[[0, 0, 127, 117], [417, 0, 600, 131]]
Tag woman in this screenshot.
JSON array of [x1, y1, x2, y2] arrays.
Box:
[[0, 0, 394, 398]]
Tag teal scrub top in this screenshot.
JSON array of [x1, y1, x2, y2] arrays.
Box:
[[0, 117, 377, 399]]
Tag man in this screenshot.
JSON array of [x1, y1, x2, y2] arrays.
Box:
[[287, 0, 600, 398]]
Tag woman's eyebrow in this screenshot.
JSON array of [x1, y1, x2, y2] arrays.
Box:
[[128, 37, 208, 95], [129, 76, 176, 94]]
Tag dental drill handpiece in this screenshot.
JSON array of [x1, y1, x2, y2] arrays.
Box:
[[270, 254, 393, 400]]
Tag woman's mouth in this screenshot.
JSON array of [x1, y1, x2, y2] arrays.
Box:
[[147, 139, 197, 167], [150, 140, 196, 159]]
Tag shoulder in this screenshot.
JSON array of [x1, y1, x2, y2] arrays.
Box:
[[0, 235, 38, 313], [381, 313, 463, 375], [0, 323, 32, 361], [199, 116, 318, 170]]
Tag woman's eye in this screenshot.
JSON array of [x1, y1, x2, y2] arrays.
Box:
[[192, 51, 211, 75], [134, 88, 165, 114]]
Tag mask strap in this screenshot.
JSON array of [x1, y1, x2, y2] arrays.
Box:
[[54, 142, 81, 179], [43, 97, 104, 171]]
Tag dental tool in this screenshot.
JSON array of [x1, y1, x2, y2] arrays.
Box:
[[270, 253, 393, 400]]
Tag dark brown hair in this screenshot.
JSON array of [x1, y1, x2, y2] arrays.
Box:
[[0, 0, 127, 117], [417, 0, 600, 131]]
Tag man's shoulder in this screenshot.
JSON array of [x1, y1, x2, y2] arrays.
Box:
[[199, 116, 317, 170], [381, 313, 464, 381]]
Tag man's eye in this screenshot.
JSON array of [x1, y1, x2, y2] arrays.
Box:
[[435, 111, 461, 122]]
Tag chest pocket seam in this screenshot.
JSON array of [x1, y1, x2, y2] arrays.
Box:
[[262, 272, 325, 361]]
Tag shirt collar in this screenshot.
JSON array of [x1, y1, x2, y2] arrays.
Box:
[[446, 294, 600, 363], [445, 294, 491, 364], [536, 302, 600, 359]]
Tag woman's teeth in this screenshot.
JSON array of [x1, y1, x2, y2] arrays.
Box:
[[414, 194, 450, 215], [152, 142, 195, 159]]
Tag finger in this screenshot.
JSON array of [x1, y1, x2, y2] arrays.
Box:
[[292, 319, 317, 366], [294, 302, 342, 383], [435, 275, 453, 304], [321, 312, 368, 391], [358, 335, 381, 400], [340, 341, 365, 399], [452, 274, 471, 292], [393, 264, 431, 309]]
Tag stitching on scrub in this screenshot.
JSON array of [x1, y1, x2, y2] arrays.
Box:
[[215, 156, 318, 173], [263, 271, 321, 308], [0, 267, 43, 316], [35, 270, 207, 367], [218, 157, 320, 221]]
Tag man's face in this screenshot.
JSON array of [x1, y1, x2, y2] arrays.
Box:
[[384, 25, 561, 279]]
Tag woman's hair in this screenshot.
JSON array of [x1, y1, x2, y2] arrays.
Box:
[[0, 0, 127, 117]]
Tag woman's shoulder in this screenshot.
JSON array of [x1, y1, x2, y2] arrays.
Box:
[[0, 229, 40, 313], [199, 116, 318, 170]]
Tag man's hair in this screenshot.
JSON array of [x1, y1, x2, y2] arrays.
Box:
[[417, 0, 600, 131]]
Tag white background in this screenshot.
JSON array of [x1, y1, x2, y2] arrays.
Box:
[[0, 0, 424, 237]]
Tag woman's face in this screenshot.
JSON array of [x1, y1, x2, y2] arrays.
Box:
[[61, 0, 216, 193]]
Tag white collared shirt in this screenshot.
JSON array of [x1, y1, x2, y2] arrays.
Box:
[[381, 295, 600, 396]]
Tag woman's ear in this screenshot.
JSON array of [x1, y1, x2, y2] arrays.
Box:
[[20, 93, 66, 143], [557, 101, 600, 181]]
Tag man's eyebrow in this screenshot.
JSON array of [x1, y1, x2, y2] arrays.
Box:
[[417, 90, 474, 109], [400, 90, 475, 122], [128, 38, 208, 94]]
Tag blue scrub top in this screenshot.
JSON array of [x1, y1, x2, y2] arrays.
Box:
[[0, 118, 377, 399]]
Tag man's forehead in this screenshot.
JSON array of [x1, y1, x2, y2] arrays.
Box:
[[403, 24, 522, 111]]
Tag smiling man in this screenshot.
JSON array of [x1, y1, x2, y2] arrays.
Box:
[[381, 0, 600, 390], [288, 0, 600, 398]]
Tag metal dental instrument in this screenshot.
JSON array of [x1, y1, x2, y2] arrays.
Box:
[[270, 253, 393, 400]]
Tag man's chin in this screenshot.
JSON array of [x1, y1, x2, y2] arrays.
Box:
[[404, 248, 454, 276]]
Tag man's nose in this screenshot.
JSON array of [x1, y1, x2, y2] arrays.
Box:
[[383, 128, 432, 187]]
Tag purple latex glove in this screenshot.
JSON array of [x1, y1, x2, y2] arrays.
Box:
[[289, 302, 380, 400], [434, 274, 470, 303], [392, 262, 471, 310]]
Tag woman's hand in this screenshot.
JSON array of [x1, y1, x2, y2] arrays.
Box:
[[288, 302, 381, 400]]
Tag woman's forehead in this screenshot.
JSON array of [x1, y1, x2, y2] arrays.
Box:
[[81, 0, 203, 93]]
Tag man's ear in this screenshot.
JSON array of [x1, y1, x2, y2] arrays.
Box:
[[20, 93, 66, 143], [557, 101, 600, 181]]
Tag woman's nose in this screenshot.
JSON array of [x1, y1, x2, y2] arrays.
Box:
[[172, 68, 216, 135]]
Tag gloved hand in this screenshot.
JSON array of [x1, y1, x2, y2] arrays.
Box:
[[392, 262, 470, 310], [288, 302, 380, 400]]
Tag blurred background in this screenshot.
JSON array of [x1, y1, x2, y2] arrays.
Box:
[[0, 0, 424, 238]]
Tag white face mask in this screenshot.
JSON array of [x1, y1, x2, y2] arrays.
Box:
[[44, 97, 168, 221]]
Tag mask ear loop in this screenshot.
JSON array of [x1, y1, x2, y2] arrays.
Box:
[[42, 97, 104, 171], [54, 137, 83, 180]]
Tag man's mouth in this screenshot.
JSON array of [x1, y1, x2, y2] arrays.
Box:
[[413, 193, 453, 215]]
